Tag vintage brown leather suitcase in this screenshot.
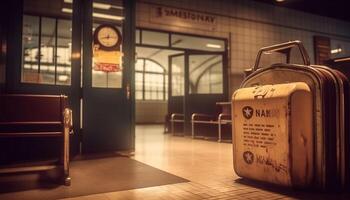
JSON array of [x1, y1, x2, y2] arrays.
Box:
[[232, 41, 350, 190]]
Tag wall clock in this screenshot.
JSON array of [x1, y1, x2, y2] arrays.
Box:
[[94, 24, 122, 51]]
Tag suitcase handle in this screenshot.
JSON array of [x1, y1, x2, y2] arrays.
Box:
[[253, 40, 310, 71]]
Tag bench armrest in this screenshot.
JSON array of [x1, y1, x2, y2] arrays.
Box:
[[63, 108, 73, 129], [191, 113, 216, 122], [62, 108, 72, 186], [218, 113, 231, 121], [170, 113, 184, 121]]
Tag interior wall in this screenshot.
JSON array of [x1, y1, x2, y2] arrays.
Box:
[[230, 73, 244, 93], [0, 9, 6, 94], [136, 0, 350, 97], [135, 100, 167, 123]]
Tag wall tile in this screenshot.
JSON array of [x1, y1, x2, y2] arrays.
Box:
[[137, 0, 350, 93]]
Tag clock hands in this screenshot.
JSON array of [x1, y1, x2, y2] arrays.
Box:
[[100, 34, 117, 40]]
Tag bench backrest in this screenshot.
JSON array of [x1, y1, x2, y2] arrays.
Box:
[[0, 94, 69, 164], [0, 94, 67, 122]]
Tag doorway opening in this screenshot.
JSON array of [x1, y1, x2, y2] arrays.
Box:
[[135, 47, 183, 124], [135, 28, 228, 140]]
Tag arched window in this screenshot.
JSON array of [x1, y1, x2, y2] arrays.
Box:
[[189, 54, 223, 94], [135, 58, 167, 100]]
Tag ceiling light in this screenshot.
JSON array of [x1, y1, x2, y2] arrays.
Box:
[[334, 57, 350, 62], [93, 13, 124, 21], [111, 5, 124, 10], [62, 7, 124, 21], [206, 44, 221, 49], [331, 48, 342, 54], [63, 0, 123, 10], [93, 2, 111, 10], [276, 0, 285, 2], [62, 8, 73, 13]]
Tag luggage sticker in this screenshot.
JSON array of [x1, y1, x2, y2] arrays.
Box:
[[234, 98, 291, 186]]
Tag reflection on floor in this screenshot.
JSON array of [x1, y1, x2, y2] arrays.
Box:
[[64, 125, 349, 200]]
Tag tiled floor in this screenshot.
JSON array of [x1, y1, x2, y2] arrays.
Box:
[[63, 125, 348, 200]]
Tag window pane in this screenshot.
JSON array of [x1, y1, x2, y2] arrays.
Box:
[[152, 91, 157, 100], [40, 17, 56, 84], [135, 58, 166, 101], [136, 29, 140, 44], [172, 34, 225, 52], [157, 90, 163, 100], [57, 19, 72, 85], [165, 74, 168, 100], [92, 23, 123, 88], [189, 54, 223, 94], [92, 71, 107, 87], [22, 15, 40, 83], [21, 0, 73, 86], [171, 55, 184, 96], [92, 0, 124, 88], [145, 91, 151, 99], [135, 72, 143, 91], [142, 30, 169, 46], [145, 73, 164, 100], [145, 60, 164, 73], [136, 91, 143, 100], [107, 71, 122, 88], [135, 58, 144, 71]]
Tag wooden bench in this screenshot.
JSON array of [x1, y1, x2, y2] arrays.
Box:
[[191, 113, 218, 139], [169, 113, 184, 135], [191, 102, 232, 142], [216, 102, 232, 142], [0, 94, 73, 186]]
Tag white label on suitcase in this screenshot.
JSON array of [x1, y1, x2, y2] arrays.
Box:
[[236, 98, 290, 185], [233, 83, 313, 187]]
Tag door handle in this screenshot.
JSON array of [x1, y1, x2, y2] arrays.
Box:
[[126, 84, 130, 100]]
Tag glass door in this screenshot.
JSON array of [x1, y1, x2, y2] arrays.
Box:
[[82, 0, 134, 153], [184, 52, 227, 133], [168, 51, 227, 135], [168, 54, 185, 120]]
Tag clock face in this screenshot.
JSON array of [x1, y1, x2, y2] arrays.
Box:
[[97, 26, 119, 48]]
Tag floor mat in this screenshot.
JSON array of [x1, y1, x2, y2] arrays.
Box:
[[0, 156, 188, 200]]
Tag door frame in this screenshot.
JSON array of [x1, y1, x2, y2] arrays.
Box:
[[135, 29, 228, 136], [184, 51, 228, 134], [167, 50, 228, 134]]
